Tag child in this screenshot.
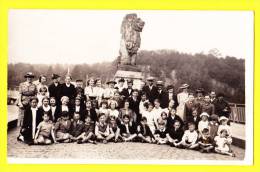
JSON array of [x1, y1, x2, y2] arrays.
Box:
[[109, 116, 121, 142], [152, 99, 164, 129], [120, 115, 137, 142], [98, 100, 109, 119], [217, 116, 231, 136], [166, 108, 184, 130], [55, 111, 72, 143], [108, 100, 120, 119], [34, 112, 56, 145], [158, 111, 168, 126], [214, 129, 235, 157], [60, 96, 70, 112], [95, 113, 115, 143], [166, 120, 184, 147], [198, 112, 209, 136], [37, 86, 49, 107], [84, 100, 98, 122], [209, 114, 219, 139], [17, 96, 29, 127], [137, 117, 155, 143], [139, 92, 149, 115], [178, 122, 198, 149], [186, 109, 200, 130], [154, 120, 168, 144], [70, 112, 85, 142], [50, 97, 61, 122], [142, 102, 156, 134], [197, 128, 214, 153], [71, 96, 85, 119], [77, 115, 96, 144]]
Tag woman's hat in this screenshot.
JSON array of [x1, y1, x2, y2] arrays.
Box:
[[200, 112, 209, 118], [106, 80, 117, 85], [24, 72, 35, 78], [166, 85, 174, 90], [180, 83, 189, 89], [196, 88, 205, 93], [219, 116, 229, 122], [118, 78, 125, 82]]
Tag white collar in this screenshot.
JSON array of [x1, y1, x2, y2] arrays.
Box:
[[66, 83, 70, 87], [31, 107, 38, 111], [43, 105, 50, 111]]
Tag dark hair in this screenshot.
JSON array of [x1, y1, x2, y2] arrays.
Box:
[[202, 128, 209, 133], [39, 86, 48, 92], [123, 114, 130, 119], [154, 99, 160, 104], [41, 96, 49, 103], [61, 111, 69, 117], [101, 100, 108, 106], [43, 112, 51, 119], [39, 75, 47, 82], [30, 97, 39, 103], [99, 113, 106, 118], [49, 97, 56, 101], [110, 116, 116, 120], [220, 129, 228, 134], [74, 112, 80, 116], [188, 121, 195, 126], [132, 89, 139, 94], [141, 116, 147, 121]]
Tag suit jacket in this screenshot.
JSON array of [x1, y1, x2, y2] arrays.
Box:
[[50, 106, 61, 122], [166, 92, 179, 109], [21, 107, 43, 142], [70, 105, 86, 120], [120, 123, 137, 135], [186, 116, 200, 130], [83, 108, 98, 122], [166, 115, 184, 130], [120, 88, 134, 99], [128, 97, 141, 123], [60, 83, 76, 101], [142, 85, 158, 103], [166, 127, 184, 142], [157, 89, 169, 108], [48, 83, 62, 104], [69, 120, 85, 137]]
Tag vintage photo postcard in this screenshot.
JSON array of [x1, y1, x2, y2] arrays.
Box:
[[6, 9, 253, 165]]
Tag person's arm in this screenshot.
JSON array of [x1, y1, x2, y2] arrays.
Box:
[[191, 132, 198, 145], [51, 125, 57, 143], [34, 123, 41, 141]]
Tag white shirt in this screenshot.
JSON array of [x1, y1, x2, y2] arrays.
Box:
[[31, 107, 38, 139], [108, 109, 119, 118], [139, 100, 148, 115], [51, 106, 56, 120], [95, 87, 104, 98], [152, 107, 165, 128], [85, 86, 96, 97], [217, 124, 231, 136], [61, 105, 69, 112], [42, 105, 50, 112], [142, 110, 155, 128], [198, 120, 209, 133], [103, 88, 114, 99], [182, 130, 198, 144], [75, 106, 80, 112]]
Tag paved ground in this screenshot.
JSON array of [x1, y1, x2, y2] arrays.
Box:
[[8, 128, 245, 160]]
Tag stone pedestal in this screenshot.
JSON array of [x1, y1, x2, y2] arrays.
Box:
[[114, 69, 144, 90]]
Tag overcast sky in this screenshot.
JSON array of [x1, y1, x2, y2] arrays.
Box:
[[8, 10, 253, 64]]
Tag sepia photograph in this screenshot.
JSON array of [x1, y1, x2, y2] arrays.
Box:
[[7, 10, 253, 164]]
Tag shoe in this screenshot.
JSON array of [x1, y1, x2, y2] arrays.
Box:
[[77, 140, 83, 144]]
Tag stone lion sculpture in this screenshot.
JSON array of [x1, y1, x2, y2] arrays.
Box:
[[118, 13, 145, 65]]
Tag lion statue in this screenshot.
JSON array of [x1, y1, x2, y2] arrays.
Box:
[[118, 13, 145, 65]]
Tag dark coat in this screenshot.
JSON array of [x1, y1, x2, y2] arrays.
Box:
[[186, 116, 200, 130], [142, 85, 158, 103], [60, 83, 76, 102], [82, 108, 98, 122], [21, 107, 44, 143], [137, 124, 154, 138], [120, 88, 134, 99], [120, 123, 137, 135], [128, 97, 141, 123], [49, 106, 61, 122], [69, 120, 85, 137], [157, 89, 169, 108], [70, 105, 86, 120], [166, 115, 184, 130], [48, 83, 62, 104], [166, 92, 179, 109], [166, 127, 184, 142]]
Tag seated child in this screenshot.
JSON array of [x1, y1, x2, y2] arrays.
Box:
[[197, 128, 214, 153], [77, 115, 96, 144], [209, 114, 219, 139], [69, 112, 85, 142], [98, 100, 109, 119], [95, 113, 115, 143], [55, 111, 72, 143], [178, 122, 198, 149], [142, 102, 156, 134], [17, 96, 29, 127], [198, 112, 209, 136], [120, 115, 137, 142], [217, 116, 231, 136], [154, 119, 168, 144], [109, 116, 121, 142], [166, 108, 184, 130], [214, 129, 235, 157], [166, 120, 184, 147], [34, 112, 56, 145], [137, 116, 155, 143]]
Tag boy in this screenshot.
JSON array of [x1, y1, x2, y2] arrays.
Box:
[[95, 113, 115, 143], [137, 117, 155, 143], [17, 96, 29, 127], [75, 79, 85, 106], [109, 116, 121, 142], [166, 108, 184, 130], [197, 128, 214, 153], [166, 120, 184, 147], [154, 120, 168, 144], [178, 122, 198, 149], [70, 112, 85, 142], [209, 114, 219, 139], [198, 112, 209, 135], [77, 115, 96, 144], [55, 111, 72, 143], [34, 112, 56, 145], [120, 115, 137, 142], [186, 109, 200, 130]]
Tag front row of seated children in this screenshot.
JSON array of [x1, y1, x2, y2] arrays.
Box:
[[33, 110, 235, 157]]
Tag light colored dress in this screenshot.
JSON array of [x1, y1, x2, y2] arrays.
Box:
[[142, 110, 156, 134], [177, 92, 189, 120]]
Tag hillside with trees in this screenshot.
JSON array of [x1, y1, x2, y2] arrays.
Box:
[[8, 50, 245, 103]]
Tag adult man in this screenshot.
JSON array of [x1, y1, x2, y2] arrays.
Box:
[[166, 85, 178, 109], [117, 78, 125, 93], [103, 80, 116, 100], [201, 95, 215, 116], [214, 93, 231, 118], [60, 75, 76, 106], [128, 89, 141, 123], [121, 79, 134, 100], [48, 74, 62, 105], [156, 81, 168, 109], [210, 91, 217, 104], [142, 77, 158, 103]]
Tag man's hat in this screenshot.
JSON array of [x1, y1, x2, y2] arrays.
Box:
[[24, 72, 35, 78], [217, 92, 225, 97], [166, 85, 174, 90], [210, 91, 216, 96], [106, 80, 117, 85], [51, 74, 60, 80], [180, 83, 189, 89], [127, 79, 133, 84], [118, 78, 125, 82], [75, 79, 83, 82], [156, 80, 164, 86], [210, 114, 219, 121], [196, 88, 205, 94], [147, 76, 155, 81]]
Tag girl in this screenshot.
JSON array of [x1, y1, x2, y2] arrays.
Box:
[[108, 100, 120, 120], [217, 116, 231, 136], [37, 86, 49, 107], [95, 78, 104, 105], [60, 96, 70, 112], [177, 84, 189, 120], [142, 102, 156, 134], [49, 97, 61, 122], [95, 113, 115, 143], [198, 112, 210, 136], [119, 100, 135, 125], [154, 120, 168, 144], [85, 78, 97, 101], [98, 100, 109, 119], [214, 129, 235, 157], [120, 115, 137, 142], [34, 112, 56, 145]]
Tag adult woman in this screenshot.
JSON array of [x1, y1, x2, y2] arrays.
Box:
[[177, 84, 189, 120], [94, 78, 104, 105], [119, 100, 135, 124], [85, 78, 97, 101], [34, 75, 48, 95]]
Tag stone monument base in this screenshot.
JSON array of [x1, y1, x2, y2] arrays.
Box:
[[114, 69, 144, 90]]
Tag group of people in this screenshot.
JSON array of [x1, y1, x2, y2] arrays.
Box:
[[16, 72, 235, 157]]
